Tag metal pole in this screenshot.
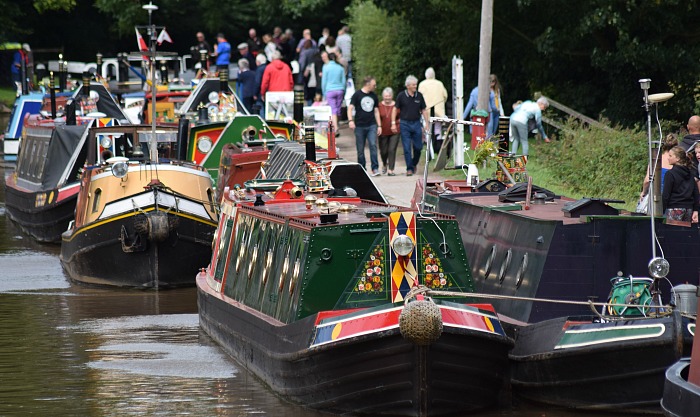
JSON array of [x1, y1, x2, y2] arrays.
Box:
[[452, 56, 464, 167], [144, 2, 159, 163], [639, 78, 656, 259]]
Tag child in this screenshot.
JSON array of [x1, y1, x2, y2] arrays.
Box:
[[662, 145, 699, 223], [312, 93, 326, 107]]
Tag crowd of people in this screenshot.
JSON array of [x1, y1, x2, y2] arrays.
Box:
[[192, 27, 555, 178], [192, 26, 353, 117]]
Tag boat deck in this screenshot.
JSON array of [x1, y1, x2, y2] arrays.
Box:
[[443, 192, 632, 226], [234, 193, 455, 230]]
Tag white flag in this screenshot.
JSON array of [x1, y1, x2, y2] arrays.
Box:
[[157, 28, 173, 45]]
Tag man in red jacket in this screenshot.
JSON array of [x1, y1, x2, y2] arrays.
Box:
[[260, 51, 293, 97]]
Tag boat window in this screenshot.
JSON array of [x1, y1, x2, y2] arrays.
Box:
[[91, 188, 102, 213]]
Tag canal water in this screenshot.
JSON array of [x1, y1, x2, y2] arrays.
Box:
[[0, 122, 625, 416]]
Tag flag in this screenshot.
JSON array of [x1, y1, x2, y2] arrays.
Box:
[[157, 28, 173, 45], [135, 28, 149, 61], [135, 28, 149, 52]]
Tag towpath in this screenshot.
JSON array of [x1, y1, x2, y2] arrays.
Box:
[[333, 122, 446, 207]]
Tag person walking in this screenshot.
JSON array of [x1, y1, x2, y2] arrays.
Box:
[[336, 25, 352, 77], [237, 58, 256, 112], [321, 52, 346, 132], [391, 75, 429, 176], [418, 67, 448, 153], [253, 54, 268, 117], [378, 87, 400, 176], [260, 51, 293, 98], [488, 74, 505, 137], [509, 96, 549, 156], [348, 76, 382, 176], [213, 33, 231, 72]]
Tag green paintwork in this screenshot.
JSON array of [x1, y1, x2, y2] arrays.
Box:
[[555, 324, 665, 349], [218, 207, 475, 324], [187, 115, 284, 185]]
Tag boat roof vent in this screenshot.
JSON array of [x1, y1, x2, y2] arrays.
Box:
[[561, 198, 621, 218]]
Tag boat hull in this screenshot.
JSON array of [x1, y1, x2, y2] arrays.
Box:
[[434, 192, 700, 323], [197, 274, 513, 416], [4, 181, 79, 243], [509, 313, 693, 412], [61, 209, 214, 288], [662, 359, 700, 417]]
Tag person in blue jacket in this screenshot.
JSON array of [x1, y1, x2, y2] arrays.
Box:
[[509, 96, 549, 156], [462, 85, 496, 134]]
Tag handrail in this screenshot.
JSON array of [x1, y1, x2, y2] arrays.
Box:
[[543, 96, 614, 132]]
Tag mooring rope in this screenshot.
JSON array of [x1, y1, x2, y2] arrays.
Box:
[[408, 286, 676, 314]]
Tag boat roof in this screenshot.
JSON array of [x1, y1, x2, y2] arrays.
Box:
[[72, 82, 131, 122], [440, 192, 629, 225], [176, 78, 247, 115], [230, 185, 454, 231]]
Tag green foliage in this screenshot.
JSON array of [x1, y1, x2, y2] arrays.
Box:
[[536, 119, 647, 208], [347, 1, 410, 91], [0, 0, 28, 42], [34, 0, 75, 13]]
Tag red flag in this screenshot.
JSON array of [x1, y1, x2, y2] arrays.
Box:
[[135, 28, 149, 52], [157, 28, 173, 45]]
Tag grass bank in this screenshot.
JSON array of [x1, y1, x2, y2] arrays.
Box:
[[433, 122, 647, 212], [0, 86, 17, 109]]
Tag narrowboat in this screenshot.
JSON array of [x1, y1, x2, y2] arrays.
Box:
[[662, 288, 700, 417], [510, 303, 695, 412], [4, 81, 130, 243], [1, 91, 43, 161], [197, 154, 514, 415], [174, 77, 290, 185], [60, 124, 218, 288]]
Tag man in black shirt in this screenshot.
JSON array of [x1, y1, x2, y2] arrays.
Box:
[[194, 32, 213, 68], [348, 76, 382, 175], [391, 75, 428, 176]]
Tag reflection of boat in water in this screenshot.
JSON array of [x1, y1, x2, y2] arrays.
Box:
[[196, 141, 513, 416], [60, 124, 217, 288], [4, 81, 130, 243]]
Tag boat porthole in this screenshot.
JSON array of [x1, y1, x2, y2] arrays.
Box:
[[515, 253, 528, 288], [248, 245, 258, 278], [320, 248, 332, 261], [484, 245, 497, 279], [289, 259, 301, 294], [498, 249, 512, 284]]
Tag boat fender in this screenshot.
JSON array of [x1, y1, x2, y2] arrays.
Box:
[[399, 296, 443, 346], [147, 211, 170, 242]]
